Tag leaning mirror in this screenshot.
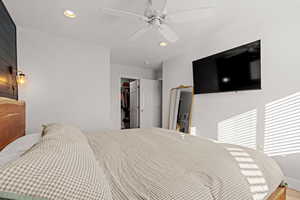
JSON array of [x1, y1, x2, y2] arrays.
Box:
[[168, 86, 194, 134]]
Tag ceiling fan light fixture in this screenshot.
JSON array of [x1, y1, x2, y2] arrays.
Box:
[[159, 42, 168, 47], [64, 10, 76, 18]]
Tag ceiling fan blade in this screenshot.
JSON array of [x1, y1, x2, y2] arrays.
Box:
[[158, 24, 179, 43], [144, 0, 155, 17], [101, 8, 148, 21], [161, 0, 168, 15], [129, 25, 152, 41], [167, 7, 214, 23]]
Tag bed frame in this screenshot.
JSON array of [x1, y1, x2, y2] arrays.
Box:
[[0, 97, 286, 200], [268, 186, 286, 200]]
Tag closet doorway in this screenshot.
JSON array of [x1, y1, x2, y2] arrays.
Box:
[[121, 78, 140, 129]]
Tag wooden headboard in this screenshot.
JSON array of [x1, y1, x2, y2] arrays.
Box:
[[0, 97, 25, 151]]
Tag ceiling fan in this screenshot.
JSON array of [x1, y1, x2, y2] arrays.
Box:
[[101, 0, 213, 43]]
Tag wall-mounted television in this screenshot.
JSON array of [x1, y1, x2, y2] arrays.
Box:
[[193, 40, 261, 95]]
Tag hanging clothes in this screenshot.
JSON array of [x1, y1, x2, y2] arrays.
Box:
[[121, 82, 130, 129]]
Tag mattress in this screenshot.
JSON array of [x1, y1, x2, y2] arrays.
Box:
[[86, 128, 284, 200]]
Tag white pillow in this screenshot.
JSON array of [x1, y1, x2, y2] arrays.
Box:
[[0, 124, 112, 200], [0, 153, 19, 167], [0, 133, 41, 166]]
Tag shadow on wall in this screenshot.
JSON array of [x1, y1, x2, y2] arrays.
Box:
[[215, 91, 300, 157], [264, 92, 300, 156], [218, 109, 257, 150]]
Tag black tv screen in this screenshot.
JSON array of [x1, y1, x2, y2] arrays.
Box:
[[193, 40, 261, 94]]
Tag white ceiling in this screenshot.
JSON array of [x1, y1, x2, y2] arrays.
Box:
[[3, 0, 240, 69]]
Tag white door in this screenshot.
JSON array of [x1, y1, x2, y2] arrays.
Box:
[[130, 80, 140, 128], [140, 79, 162, 128]]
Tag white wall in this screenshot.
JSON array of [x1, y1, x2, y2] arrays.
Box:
[[111, 64, 156, 129], [18, 28, 112, 133], [163, 0, 300, 190]]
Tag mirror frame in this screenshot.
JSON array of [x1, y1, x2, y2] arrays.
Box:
[[169, 85, 194, 134]]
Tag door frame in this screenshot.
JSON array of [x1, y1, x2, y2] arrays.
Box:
[[120, 76, 141, 129]]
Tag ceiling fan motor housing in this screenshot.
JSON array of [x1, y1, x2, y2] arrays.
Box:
[[149, 16, 162, 26]]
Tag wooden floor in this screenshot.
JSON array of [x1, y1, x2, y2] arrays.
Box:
[[287, 189, 300, 200]]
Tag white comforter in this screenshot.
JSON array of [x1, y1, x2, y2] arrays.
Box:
[[86, 128, 284, 200]]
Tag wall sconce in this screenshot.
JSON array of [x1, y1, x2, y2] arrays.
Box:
[[17, 70, 26, 85]]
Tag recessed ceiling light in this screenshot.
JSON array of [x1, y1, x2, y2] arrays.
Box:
[[64, 10, 76, 18], [159, 42, 168, 47]]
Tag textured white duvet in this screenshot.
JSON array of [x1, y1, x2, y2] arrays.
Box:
[[86, 128, 284, 200]]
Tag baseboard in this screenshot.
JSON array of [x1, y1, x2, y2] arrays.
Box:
[[286, 176, 300, 191]]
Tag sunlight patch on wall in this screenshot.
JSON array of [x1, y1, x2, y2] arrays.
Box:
[[218, 110, 257, 149], [264, 92, 300, 156]]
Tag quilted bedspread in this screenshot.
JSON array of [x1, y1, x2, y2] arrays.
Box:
[[86, 128, 284, 200]]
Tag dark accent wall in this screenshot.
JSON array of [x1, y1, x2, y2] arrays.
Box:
[[0, 0, 17, 99]]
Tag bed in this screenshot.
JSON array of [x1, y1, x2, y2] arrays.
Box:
[[0, 97, 287, 200]]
